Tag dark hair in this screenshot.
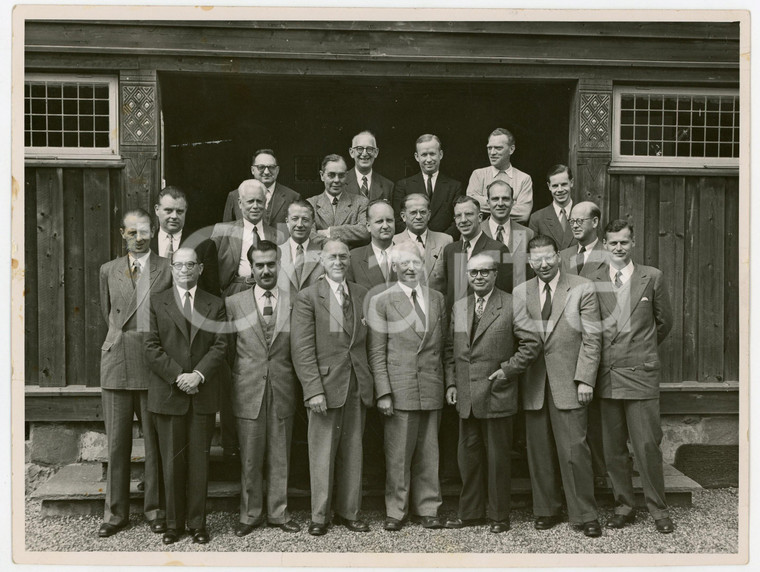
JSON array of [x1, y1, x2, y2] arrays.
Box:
[[287, 199, 315, 219], [252, 148, 278, 165], [401, 193, 430, 211], [367, 198, 394, 220], [604, 219, 634, 239], [546, 164, 573, 183], [321, 154, 346, 171], [156, 185, 188, 206], [489, 127, 515, 146], [415, 133, 442, 149], [121, 207, 153, 230], [528, 234, 559, 254], [454, 195, 481, 212], [486, 179, 514, 200], [247, 239, 280, 266]]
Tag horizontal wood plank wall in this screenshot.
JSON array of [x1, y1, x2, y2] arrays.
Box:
[[608, 173, 739, 383], [25, 167, 119, 387]]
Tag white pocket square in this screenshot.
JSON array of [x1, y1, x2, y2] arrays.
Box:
[[640, 296, 650, 302]]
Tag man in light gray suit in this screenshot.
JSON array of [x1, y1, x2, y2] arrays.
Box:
[[277, 200, 324, 299], [226, 240, 301, 536], [393, 193, 451, 293], [367, 243, 447, 531], [98, 208, 172, 538]]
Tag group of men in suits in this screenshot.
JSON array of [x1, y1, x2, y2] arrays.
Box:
[[96, 127, 675, 543]]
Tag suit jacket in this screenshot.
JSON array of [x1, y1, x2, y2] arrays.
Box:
[[210, 219, 282, 294], [392, 172, 463, 239], [150, 232, 220, 297], [393, 230, 451, 294], [441, 233, 511, 309], [347, 244, 397, 294], [515, 272, 602, 411], [481, 219, 535, 286], [144, 287, 227, 415], [277, 240, 324, 299], [560, 240, 607, 279], [225, 286, 298, 420], [307, 191, 370, 249], [444, 288, 541, 419], [367, 284, 446, 411], [345, 169, 394, 203], [99, 254, 173, 390], [222, 182, 300, 227], [291, 279, 374, 409], [591, 264, 673, 400], [528, 204, 577, 251], [465, 166, 533, 223]]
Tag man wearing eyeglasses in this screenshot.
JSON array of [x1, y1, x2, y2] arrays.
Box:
[[223, 149, 300, 228], [144, 247, 227, 545], [444, 253, 540, 533], [345, 131, 394, 203]]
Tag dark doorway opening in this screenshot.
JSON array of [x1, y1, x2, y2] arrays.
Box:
[[161, 72, 573, 233]]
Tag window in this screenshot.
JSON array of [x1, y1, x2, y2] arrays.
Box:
[[613, 87, 739, 168], [25, 74, 118, 159]]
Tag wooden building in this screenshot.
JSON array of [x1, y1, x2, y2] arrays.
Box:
[[23, 19, 741, 484]]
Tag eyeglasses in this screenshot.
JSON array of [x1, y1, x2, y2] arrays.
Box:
[[351, 146, 378, 156], [529, 255, 558, 265], [171, 261, 198, 270], [253, 164, 279, 173], [568, 217, 594, 226], [468, 269, 495, 278]]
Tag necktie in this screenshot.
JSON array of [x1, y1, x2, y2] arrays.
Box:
[[131, 259, 142, 283], [262, 290, 273, 324], [415, 234, 425, 257], [495, 225, 505, 244], [559, 208, 567, 232], [295, 243, 304, 284], [416, 234, 425, 249], [164, 234, 174, 258], [614, 270, 623, 288], [183, 290, 193, 335], [576, 246, 586, 275], [462, 240, 470, 254], [425, 175, 433, 199], [360, 176, 369, 198], [411, 289, 426, 328], [475, 296, 485, 320], [252, 225, 260, 247], [379, 250, 388, 281], [337, 284, 350, 315], [471, 296, 485, 342], [332, 196, 339, 215], [541, 282, 552, 330]]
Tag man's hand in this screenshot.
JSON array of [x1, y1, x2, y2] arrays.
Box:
[[577, 382, 594, 406], [488, 369, 507, 382], [176, 372, 201, 395], [446, 386, 457, 406], [377, 395, 394, 416], [308, 394, 328, 415]]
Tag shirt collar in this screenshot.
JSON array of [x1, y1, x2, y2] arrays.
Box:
[[609, 260, 634, 283], [129, 251, 150, 266], [355, 168, 372, 184], [579, 237, 598, 253], [463, 231, 482, 246], [254, 284, 277, 301], [553, 200, 573, 219], [474, 287, 494, 305], [371, 242, 392, 261], [397, 280, 422, 299], [289, 237, 309, 252], [163, 229, 182, 242], [539, 270, 561, 294], [175, 283, 197, 300], [423, 171, 439, 185], [242, 217, 261, 233], [407, 228, 428, 244], [488, 217, 510, 238], [491, 165, 513, 178], [324, 190, 342, 203], [324, 275, 347, 295]]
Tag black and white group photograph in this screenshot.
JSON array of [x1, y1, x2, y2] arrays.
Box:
[[7, 2, 752, 569]]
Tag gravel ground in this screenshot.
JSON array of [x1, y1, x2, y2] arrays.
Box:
[[23, 488, 738, 555]]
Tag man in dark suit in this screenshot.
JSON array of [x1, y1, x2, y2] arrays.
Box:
[[291, 239, 374, 536], [392, 134, 463, 239], [308, 154, 370, 249], [226, 240, 301, 536], [441, 196, 510, 309], [222, 149, 300, 230], [345, 130, 394, 202], [444, 253, 540, 533], [367, 243, 447, 531], [514, 235, 602, 538], [559, 200, 608, 485], [591, 220, 674, 534], [151, 186, 220, 296], [528, 164, 577, 251], [97, 209, 172, 538], [347, 200, 397, 295], [277, 200, 324, 299], [144, 247, 227, 545]]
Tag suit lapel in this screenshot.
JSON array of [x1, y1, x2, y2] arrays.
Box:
[[271, 287, 291, 343], [617, 266, 649, 333], [190, 291, 212, 345], [335, 193, 353, 226], [391, 290, 423, 340], [267, 187, 285, 224], [510, 222, 524, 255], [319, 280, 351, 337], [347, 282, 361, 346], [301, 243, 321, 287], [526, 279, 545, 341], [315, 194, 334, 228], [164, 290, 191, 343], [429, 175, 446, 219], [545, 273, 572, 339], [279, 245, 299, 290], [472, 290, 502, 344], [240, 289, 268, 348], [365, 248, 387, 286]]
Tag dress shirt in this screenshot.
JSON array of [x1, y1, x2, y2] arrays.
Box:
[[264, 184, 275, 209], [158, 230, 182, 258], [474, 287, 494, 309], [397, 281, 425, 311], [424, 171, 439, 194], [128, 251, 151, 273], [407, 228, 428, 255], [238, 217, 262, 277], [577, 238, 598, 265], [538, 271, 561, 310], [174, 283, 204, 382], [289, 237, 310, 261], [553, 200, 573, 222], [324, 275, 349, 305], [463, 231, 483, 260], [609, 260, 634, 286], [371, 242, 393, 278], [488, 217, 511, 247], [490, 165, 515, 185], [324, 191, 343, 205], [253, 284, 278, 315], [355, 168, 373, 191]]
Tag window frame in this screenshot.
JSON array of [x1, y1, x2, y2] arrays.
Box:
[[612, 86, 739, 169], [24, 73, 119, 160]]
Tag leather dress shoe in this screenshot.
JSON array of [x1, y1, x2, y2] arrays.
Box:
[[162, 528, 183, 545], [534, 515, 562, 530], [148, 519, 167, 534], [580, 520, 602, 538], [235, 521, 263, 537], [384, 517, 404, 531], [489, 519, 511, 533], [272, 520, 301, 533], [189, 527, 210, 544], [308, 521, 328, 536], [606, 513, 636, 529], [655, 517, 675, 534], [410, 515, 444, 529], [333, 514, 370, 532], [98, 522, 127, 538], [445, 517, 486, 529]]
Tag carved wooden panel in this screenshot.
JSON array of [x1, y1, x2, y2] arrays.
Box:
[[120, 84, 157, 145], [579, 92, 611, 151]]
